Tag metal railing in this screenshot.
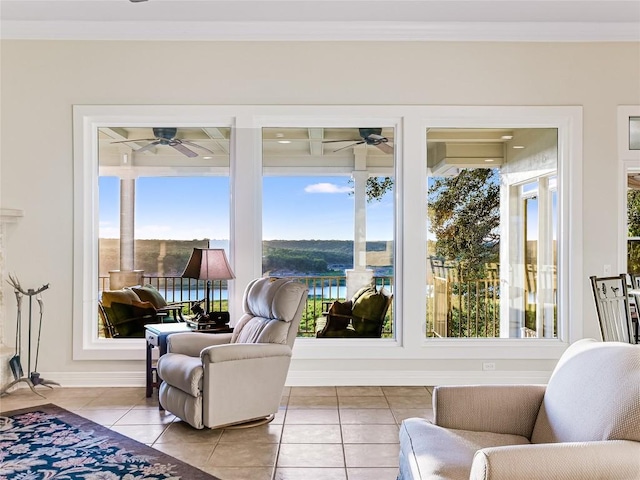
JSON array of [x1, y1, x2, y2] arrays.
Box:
[[430, 276, 500, 338], [99, 274, 394, 337]]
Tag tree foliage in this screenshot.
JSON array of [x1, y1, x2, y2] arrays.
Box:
[[262, 248, 328, 273], [350, 176, 394, 203], [628, 189, 640, 237], [628, 189, 640, 274], [428, 169, 500, 277], [365, 177, 393, 202]]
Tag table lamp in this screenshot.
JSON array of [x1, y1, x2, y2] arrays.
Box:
[[181, 248, 235, 322]]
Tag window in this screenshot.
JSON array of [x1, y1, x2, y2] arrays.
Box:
[[425, 128, 558, 339], [96, 127, 231, 339], [74, 105, 581, 362], [261, 127, 395, 339], [619, 107, 640, 278]]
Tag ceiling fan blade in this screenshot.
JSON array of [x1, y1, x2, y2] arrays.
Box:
[[171, 142, 198, 158], [375, 142, 394, 154], [321, 139, 361, 144], [367, 134, 388, 143], [331, 141, 364, 153], [135, 141, 161, 154], [111, 138, 156, 144], [181, 140, 215, 155]]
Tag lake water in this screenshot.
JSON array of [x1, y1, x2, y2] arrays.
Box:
[[163, 285, 350, 303]]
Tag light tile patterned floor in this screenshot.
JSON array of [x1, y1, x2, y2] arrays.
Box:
[[0, 385, 434, 480]]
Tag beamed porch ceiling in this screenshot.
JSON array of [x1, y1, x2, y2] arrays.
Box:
[[98, 126, 530, 175]]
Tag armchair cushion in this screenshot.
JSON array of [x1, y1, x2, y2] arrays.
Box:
[[400, 418, 530, 480], [101, 288, 141, 307], [242, 277, 305, 322], [107, 301, 157, 337], [131, 284, 168, 308], [202, 343, 291, 363], [470, 441, 640, 480], [531, 339, 640, 443], [233, 314, 291, 344], [158, 353, 203, 397], [352, 286, 388, 321], [316, 300, 354, 336], [167, 331, 232, 357], [433, 385, 546, 438]]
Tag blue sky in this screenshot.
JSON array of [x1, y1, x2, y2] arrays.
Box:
[[99, 176, 394, 241]]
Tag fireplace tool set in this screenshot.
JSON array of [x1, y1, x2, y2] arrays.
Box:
[[1, 274, 59, 397]]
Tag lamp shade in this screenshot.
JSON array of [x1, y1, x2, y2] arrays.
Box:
[[181, 248, 235, 281]]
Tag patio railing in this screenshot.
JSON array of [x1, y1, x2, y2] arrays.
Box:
[[99, 274, 394, 337], [429, 276, 500, 338]]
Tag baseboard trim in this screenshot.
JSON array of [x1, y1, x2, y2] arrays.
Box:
[[33, 369, 551, 388], [286, 370, 552, 386]]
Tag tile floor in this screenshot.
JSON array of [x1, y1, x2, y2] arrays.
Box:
[[0, 385, 434, 480]]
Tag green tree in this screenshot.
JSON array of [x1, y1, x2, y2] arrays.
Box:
[[349, 176, 394, 203], [628, 189, 640, 236], [628, 189, 640, 273], [428, 169, 500, 278]]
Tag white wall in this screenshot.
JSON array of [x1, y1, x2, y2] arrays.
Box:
[[1, 40, 638, 386]]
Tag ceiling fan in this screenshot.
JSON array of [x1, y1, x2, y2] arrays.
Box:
[[322, 128, 394, 154], [111, 127, 214, 158]]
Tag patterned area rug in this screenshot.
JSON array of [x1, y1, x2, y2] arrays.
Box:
[[0, 403, 220, 480]]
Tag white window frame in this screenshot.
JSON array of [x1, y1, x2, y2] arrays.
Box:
[[73, 105, 582, 362], [72, 106, 236, 360], [618, 106, 640, 273], [418, 106, 582, 359]]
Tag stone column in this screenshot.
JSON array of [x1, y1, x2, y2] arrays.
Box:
[[108, 177, 143, 289], [346, 147, 373, 298]]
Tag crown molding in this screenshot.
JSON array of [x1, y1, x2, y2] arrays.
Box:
[[1, 20, 639, 42]]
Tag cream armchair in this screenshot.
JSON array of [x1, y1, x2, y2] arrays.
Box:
[[399, 339, 640, 480], [157, 277, 308, 429]]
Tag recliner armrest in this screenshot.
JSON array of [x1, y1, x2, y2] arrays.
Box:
[[167, 332, 232, 357], [201, 343, 291, 363], [470, 440, 640, 480], [434, 385, 546, 438]]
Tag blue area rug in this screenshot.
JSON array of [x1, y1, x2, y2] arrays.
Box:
[[0, 403, 220, 480]]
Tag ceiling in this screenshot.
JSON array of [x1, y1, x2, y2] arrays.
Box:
[[2, 0, 639, 41], [98, 125, 534, 176]]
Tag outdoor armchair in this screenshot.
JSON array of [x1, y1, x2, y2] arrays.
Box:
[[316, 285, 392, 338], [99, 284, 190, 338], [157, 277, 308, 429], [399, 338, 640, 480]]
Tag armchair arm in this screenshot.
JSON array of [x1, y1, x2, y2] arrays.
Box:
[[167, 332, 233, 357], [201, 343, 291, 364], [156, 304, 185, 322], [470, 441, 640, 480], [434, 385, 546, 438]]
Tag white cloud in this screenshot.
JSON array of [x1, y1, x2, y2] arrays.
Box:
[[305, 182, 352, 194]]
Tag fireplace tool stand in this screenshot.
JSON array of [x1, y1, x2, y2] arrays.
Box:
[[1, 275, 59, 397]]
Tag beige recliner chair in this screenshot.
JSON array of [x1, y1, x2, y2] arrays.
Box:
[[157, 277, 308, 429], [399, 338, 640, 480]]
